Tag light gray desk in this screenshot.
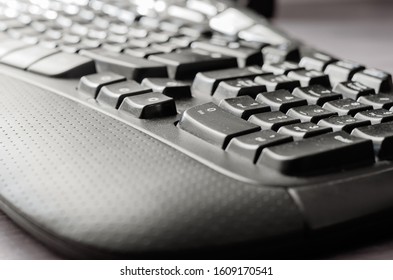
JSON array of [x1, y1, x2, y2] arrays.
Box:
[[1, 1, 393, 259]]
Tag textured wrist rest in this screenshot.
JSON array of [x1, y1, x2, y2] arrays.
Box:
[[0, 74, 303, 257]]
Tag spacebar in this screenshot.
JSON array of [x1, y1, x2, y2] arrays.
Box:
[[258, 131, 375, 175]]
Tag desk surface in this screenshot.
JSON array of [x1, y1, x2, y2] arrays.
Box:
[[1, 1, 393, 260]]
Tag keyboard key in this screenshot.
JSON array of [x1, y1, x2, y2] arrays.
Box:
[[254, 74, 301, 92], [178, 103, 260, 148], [333, 81, 375, 100], [262, 61, 304, 75], [278, 122, 332, 140], [191, 41, 263, 67], [256, 90, 307, 112], [358, 94, 393, 109], [287, 69, 331, 88], [213, 78, 267, 100], [292, 85, 342, 106], [262, 42, 300, 63], [323, 98, 373, 116], [218, 96, 270, 119], [354, 109, 393, 124], [248, 111, 300, 131], [352, 122, 393, 159], [97, 80, 152, 108], [187, 0, 219, 16], [167, 5, 206, 23], [0, 38, 29, 58], [287, 105, 338, 123], [324, 60, 365, 86], [119, 92, 177, 119], [78, 72, 126, 98], [150, 42, 181, 53], [124, 47, 162, 58], [226, 130, 293, 163], [141, 78, 192, 99], [148, 49, 237, 80], [28, 52, 96, 78], [318, 115, 370, 133], [238, 24, 289, 45], [0, 45, 59, 69], [209, 8, 254, 36], [170, 36, 196, 48], [191, 66, 264, 95], [80, 49, 168, 82], [352, 69, 393, 93], [259, 131, 375, 175], [180, 24, 212, 38], [299, 51, 337, 71]]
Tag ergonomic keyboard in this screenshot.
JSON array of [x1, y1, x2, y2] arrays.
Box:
[[0, 0, 393, 258]]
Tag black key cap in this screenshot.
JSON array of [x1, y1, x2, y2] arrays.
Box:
[[238, 24, 289, 45], [119, 92, 177, 119], [324, 60, 365, 86], [318, 115, 370, 133], [141, 78, 192, 99], [0, 45, 59, 69], [256, 90, 307, 112], [333, 81, 375, 100], [78, 72, 126, 98], [238, 41, 268, 51], [191, 41, 263, 67], [147, 31, 172, 43], [124, 47, 162, 58], [60, 42, 99, 53], [226, 130, 293, 163], [354, 109, 393, 124], [179, 24, 212, 37], [248, 111, 300, 131], [128, 38, 158, 48], [262, 42, 301, 63], [191, 66, 264, 95], [287, 105, 338, 123], [213, 78, 267, 100], [97, 80, 152, 108], [278, 122, 332, 140], [0, 38, 29, 58], [28, 52, 96, 78], [148, 49, 237, 80], [150, 42, 181, 53], [292, 85, 342, 106], [218, 96, 270, 119], [254, 74, 301, 92], [352, 69, 393, 93], [178, 103, 260, 148], [259, 131, 375, 175], [287, 69, 331, 88], [80, 49, 168, 82], [358, 94, 393, 109], [299, 51, 337, 71], [170, 36, 195, 48], [323, 98, 373, 116], [352, 122, 393, 159], [262, 61, 304, 75], [101, 42, 128, 53], [209, 8, 254, 36]]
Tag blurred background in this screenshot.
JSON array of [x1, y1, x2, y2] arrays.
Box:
[[274, 0, 393, 73]]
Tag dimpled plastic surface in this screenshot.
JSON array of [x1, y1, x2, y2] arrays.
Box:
[[0, 75, 303, 256]]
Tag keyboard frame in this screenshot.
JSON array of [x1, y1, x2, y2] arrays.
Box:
[[2, 62, 393, 234]]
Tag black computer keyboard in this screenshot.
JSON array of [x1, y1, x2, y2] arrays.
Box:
[[0, 0, 393, 258]]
